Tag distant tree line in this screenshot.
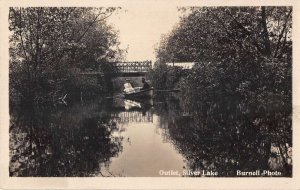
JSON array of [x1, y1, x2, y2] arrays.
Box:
[[9, 7, 125, 107]]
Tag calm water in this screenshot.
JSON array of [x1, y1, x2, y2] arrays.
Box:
[[9, 95, 292, 177]]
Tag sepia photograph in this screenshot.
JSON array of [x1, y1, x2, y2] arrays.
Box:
[[7, 5, 293, 177], [1, 0, 299, 189]]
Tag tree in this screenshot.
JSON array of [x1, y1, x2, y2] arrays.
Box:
[[152, 7, 292, 153], [155, 7, 292, 100], [151, 7, 292, 176], [156, 7, 292, 63], [9, 7, 124, 106]]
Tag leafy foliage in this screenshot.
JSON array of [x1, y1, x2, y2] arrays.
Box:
[[147, 62, 188, 90], [152, 6, 292, 110], [156, 7, 292, 63], [9, 7, 124, 106], [150, 6, 292, 173]]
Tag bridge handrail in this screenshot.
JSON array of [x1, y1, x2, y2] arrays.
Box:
[[113, 61, 152, 73], [79, 61, 152, 75]]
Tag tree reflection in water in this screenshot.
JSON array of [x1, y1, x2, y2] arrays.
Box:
[[9, 94, 292, 177], [10, 99, 122, 177], [155, 94, 292, 177]]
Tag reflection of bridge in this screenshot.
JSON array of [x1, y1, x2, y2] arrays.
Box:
[[111, 111, 153, 123]]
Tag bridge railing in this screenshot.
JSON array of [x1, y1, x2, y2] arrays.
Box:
[[79, 61, 152, 76], [114, 61, 152, 73]]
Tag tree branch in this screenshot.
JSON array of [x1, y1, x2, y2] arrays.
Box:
[[53, 11, 114, 67], [261, 6, 271, 57], [75, 11, 113, 43], [276, 28, 290, 60], [225, 8, 265, 55], [14, 8, 29, 62], [13, 8, 32, 82], [209, 10, 257, 56], [273, 9, 292, 58]]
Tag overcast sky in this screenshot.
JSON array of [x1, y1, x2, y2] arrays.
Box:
[[108, 5, 181, 63]]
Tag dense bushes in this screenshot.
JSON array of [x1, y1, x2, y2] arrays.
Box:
[[147, 62, 188, 90], [152, 7, 293, 176], [150, 6, 292, 136], [9, 7, 124, 107]]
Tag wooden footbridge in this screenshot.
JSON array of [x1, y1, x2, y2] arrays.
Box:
[[80, 61, 152, 77]]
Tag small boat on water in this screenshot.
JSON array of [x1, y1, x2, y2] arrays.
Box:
[[123, 87, 154, 99]]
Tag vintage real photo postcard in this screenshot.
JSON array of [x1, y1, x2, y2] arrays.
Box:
[[0, 0, 299, 189]]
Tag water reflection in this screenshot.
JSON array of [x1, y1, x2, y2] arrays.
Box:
[[10, 94, 292, 177], [98, 97, 186, 177], [100, 114, 186, 177], [155, 95, 292, 177], [110, 98, 153, 124], [10, 100, 122, 177]]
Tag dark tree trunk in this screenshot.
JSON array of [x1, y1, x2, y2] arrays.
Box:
[[261, 6, 271, 57]]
